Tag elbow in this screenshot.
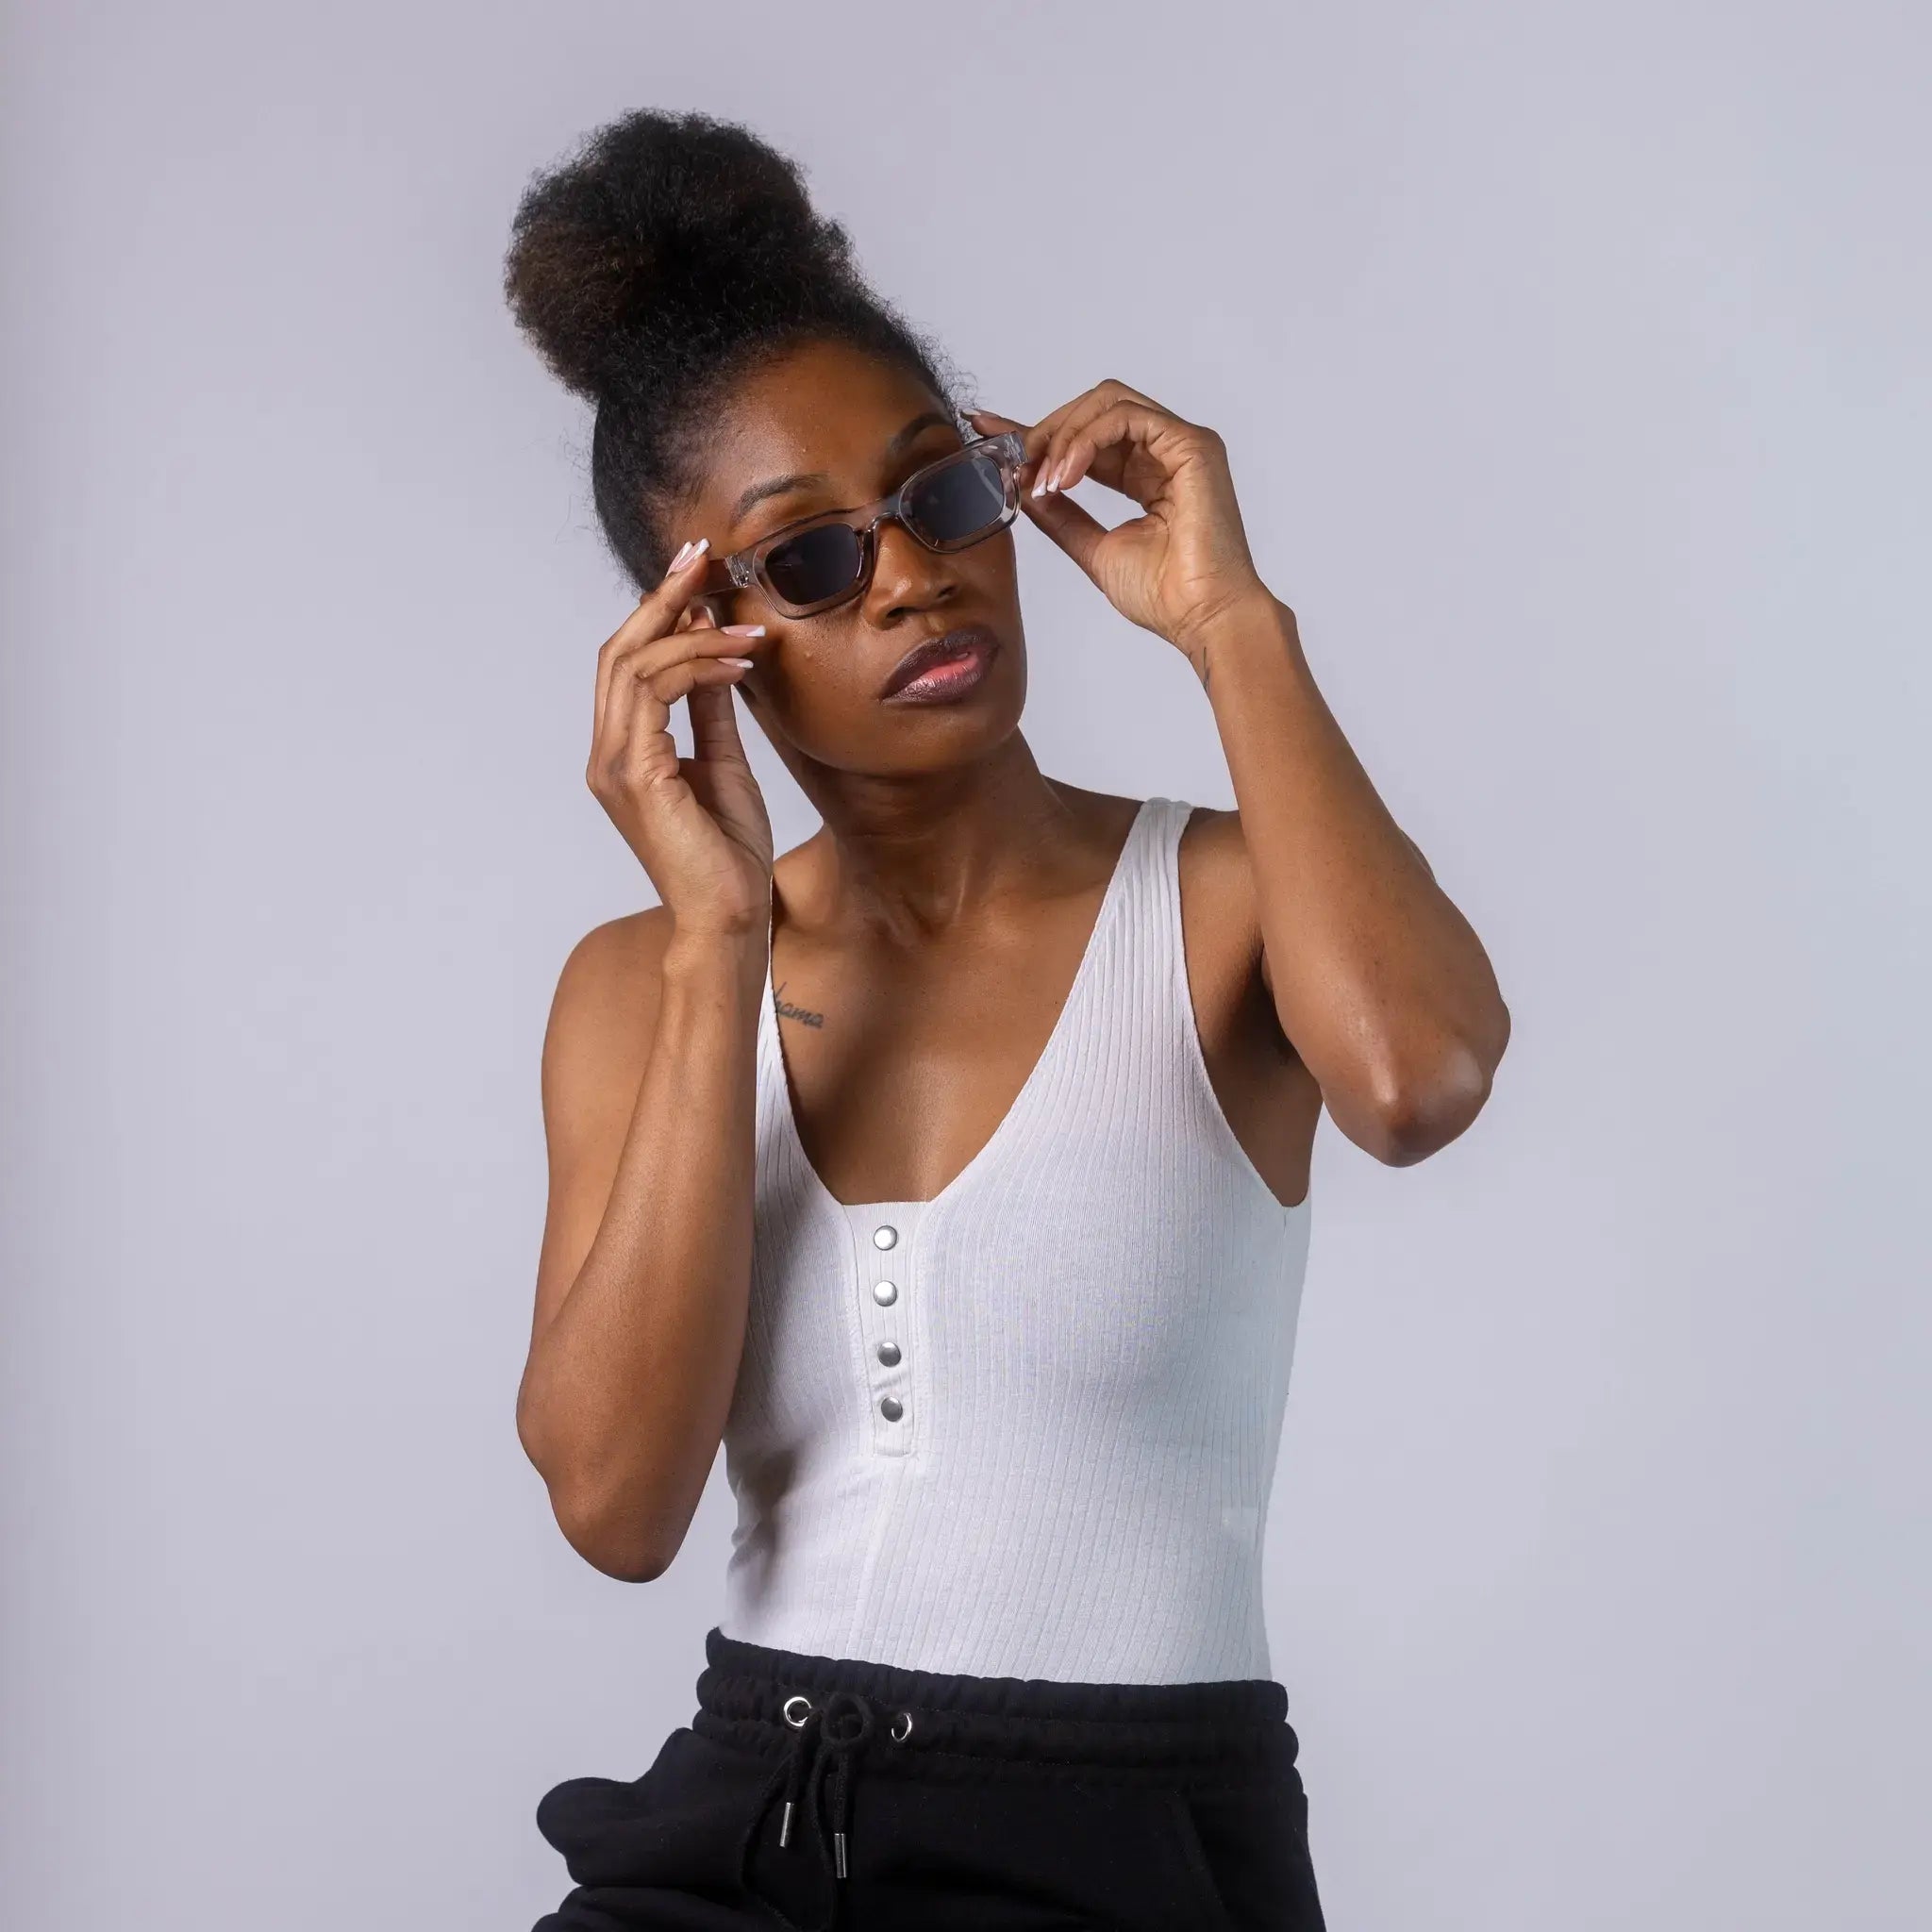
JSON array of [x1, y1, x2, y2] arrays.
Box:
[[549, 1478, 678, 1584], [517, 1397, 678, 1584], [1347, 1004, 1509, 1166]]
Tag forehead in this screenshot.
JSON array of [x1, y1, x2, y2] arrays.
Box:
[[693, 340, 952, 525]]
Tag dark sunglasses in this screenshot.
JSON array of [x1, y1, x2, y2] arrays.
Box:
[[712, 429, 1025, 619]]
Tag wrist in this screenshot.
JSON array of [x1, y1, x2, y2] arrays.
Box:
[[1176, 588, 1304, 687], [661, 919, 769, 988]]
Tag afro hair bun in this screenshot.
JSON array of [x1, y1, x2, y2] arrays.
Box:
[[503, 106, 960, 589], [503, 107, 861, 403]]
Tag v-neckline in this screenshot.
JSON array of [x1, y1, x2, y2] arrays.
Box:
[[763, 796, 1158, 1221]]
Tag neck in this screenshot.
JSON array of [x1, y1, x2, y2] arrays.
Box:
[[781, 751, 1110, 939]]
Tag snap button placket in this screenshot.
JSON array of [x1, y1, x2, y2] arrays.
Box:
[[856, 1214, 913, 1454]]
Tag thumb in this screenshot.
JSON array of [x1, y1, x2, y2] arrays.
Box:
[[687, 676, 751, 759], [1022, 484, 1108, 581]]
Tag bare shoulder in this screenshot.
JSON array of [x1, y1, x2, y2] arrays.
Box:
[[1172, 801, 1298, 1048], [1174, 800, 1265, 967], [552, 904, 677, 1030], [1174, 800, 1250, 864]]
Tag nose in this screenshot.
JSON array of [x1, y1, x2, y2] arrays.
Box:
[[862, 515, 957, 622]]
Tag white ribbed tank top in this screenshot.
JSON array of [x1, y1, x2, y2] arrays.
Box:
[[719, 795, 1312, 1684]]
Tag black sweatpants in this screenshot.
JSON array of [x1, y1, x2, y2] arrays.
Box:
[[532, 1624, 1326, 1931]]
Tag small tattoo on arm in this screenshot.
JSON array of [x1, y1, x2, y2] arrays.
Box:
[[772, 980, 824, 1028]]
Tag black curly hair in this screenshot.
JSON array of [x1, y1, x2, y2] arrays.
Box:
[[503, 108, 970, 591]]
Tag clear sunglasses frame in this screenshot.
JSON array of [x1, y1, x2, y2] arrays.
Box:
[[713, 429, 1026, 619]]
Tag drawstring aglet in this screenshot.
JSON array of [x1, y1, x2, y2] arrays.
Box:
[[778, 1798, 795, 1848], [834, 1828, 848, 1878]]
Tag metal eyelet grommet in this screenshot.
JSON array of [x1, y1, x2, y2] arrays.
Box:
[[782, 1693, 814, 1727], [889, 1709, 913, 1742]]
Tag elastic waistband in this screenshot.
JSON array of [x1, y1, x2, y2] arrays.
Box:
[[697, 1626, 1303, 1927], [692, 1624, 1301, 1780]]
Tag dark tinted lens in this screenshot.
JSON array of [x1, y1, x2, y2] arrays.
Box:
[[904, 451, 1008, 545], [762, 522, 864, 608]]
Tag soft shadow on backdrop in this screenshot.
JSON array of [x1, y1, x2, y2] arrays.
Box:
[[2, 4, 1925, 1928]]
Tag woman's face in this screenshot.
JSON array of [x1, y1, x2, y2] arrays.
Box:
[[675, 338, 1027, 774]]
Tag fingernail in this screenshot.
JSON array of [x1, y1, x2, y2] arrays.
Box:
[[720, 624, 766, 637], [678, 536, 710, 568], [1030, 466, 1050, 499], [720, 657, 755, 669], [667, 540, 692, 572]]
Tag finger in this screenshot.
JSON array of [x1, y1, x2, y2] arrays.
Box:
[[596, 597, 741, 782], [1012, 380, 1169, 489], [682, 605, 762, 746], [592, 636, 670, 796], [965, 407, 1062, 498], [965, 406, 1031, 439], [612, 658, 753, 793], [686, 674, 754, 764], [593, 536, 717, 743], [636, 656, 756, 707], [601, 647, 751, 784], [1038, 398, 1159, 496], [607, 603, 768, 719], [1033, 393, 1176, 498], [973, 387, 1108, 490], [1037, 399, 1197, 507], [1009, 392, 1092, 481]]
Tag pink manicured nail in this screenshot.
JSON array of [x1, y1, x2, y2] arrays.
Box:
[[720, 624, 766, 637], [667, 540, 693, 572], [719, 657, 755, 669], [678, 536, 710, 568]]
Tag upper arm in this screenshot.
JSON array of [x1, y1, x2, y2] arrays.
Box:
[[1251, 829, 1435, 999], [528, 908, 675, 1359]]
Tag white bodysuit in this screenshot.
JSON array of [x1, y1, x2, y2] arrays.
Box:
[[719, 794, 1313, 1684]]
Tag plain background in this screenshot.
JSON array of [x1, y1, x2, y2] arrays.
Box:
[[4, 3, 1926, 1926]]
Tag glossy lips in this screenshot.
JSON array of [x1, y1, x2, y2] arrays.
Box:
[[877, 625, 1001, 703]]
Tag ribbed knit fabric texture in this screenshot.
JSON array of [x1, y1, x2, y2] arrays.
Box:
[[720, 796, 1312, 1684]]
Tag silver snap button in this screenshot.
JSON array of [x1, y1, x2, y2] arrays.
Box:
[[879, 1394, 904, 1421], [782, 1693, 813, 1727], [872, 1279, 897, 1307], [875, 1339, 901, 1365], [873, 1225, 897, 1250]]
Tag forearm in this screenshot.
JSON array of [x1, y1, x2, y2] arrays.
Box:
[[519, 927, 766, 1575], [1193, 592, 1509, 1159]]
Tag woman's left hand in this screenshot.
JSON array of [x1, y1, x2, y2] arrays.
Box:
[[967, 383, 1271, 658]]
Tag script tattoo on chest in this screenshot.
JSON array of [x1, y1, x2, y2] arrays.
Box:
[[772, 981, 825, 1029]]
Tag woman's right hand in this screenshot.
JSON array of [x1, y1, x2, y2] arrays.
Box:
[[587, 538, 774, 937]]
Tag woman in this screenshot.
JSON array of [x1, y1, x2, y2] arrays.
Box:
[[505, 108, 1508, 1932]]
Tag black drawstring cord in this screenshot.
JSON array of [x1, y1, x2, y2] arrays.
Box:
[[742, 1684, 915, 1924]]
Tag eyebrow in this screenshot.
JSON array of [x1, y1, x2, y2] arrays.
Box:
[[726, 409, 957, 528]]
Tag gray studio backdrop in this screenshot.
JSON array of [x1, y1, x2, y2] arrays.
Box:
[[3, 4, 1926, 1927]]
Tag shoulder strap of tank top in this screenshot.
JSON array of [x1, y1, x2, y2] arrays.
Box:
[[1145, 795, 1199, 1029], [1071, 794, 1185, 1039]]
